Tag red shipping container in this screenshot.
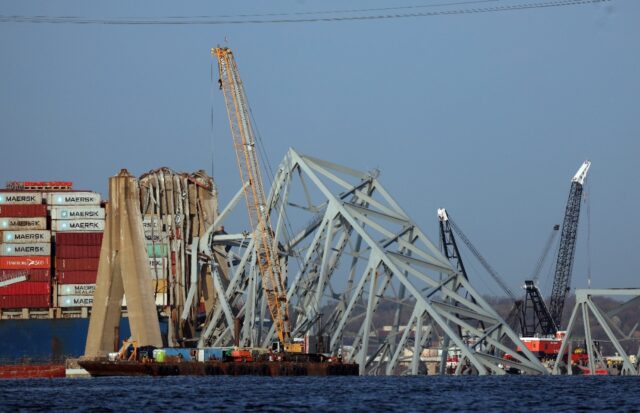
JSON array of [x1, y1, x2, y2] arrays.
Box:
[[55, 258, 99, 271], [0, 281, 50, 296], [55, 232, 103, 246], [56, 271, 97, 284], [0, 294, 51, 309], [0, 256, 51, 269], [55, 245, 101, 259], [0, 269, 51, 282], [0, 204, 47, 217]]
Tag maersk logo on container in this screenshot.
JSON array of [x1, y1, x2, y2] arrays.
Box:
[[2, 231, 49, 243], [0, 218, 46, 230], [61, 296, 93, 307], [58, 284, 96, 296], [62, 209, 100, 218], [55, 220, 105, 231], [50, 206, 105, 220], [57, 196, 93, 203], [0, 193, 41, 204], [1, 243, 50, 256], [49, 192, 100, 206]]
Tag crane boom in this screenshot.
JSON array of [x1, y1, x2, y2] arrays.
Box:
[[437, 208, 470, 281], [548, 160, 591, 329], [213, 47, 290, 345]]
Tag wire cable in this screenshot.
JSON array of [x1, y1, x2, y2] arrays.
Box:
[[585, 176, 592, 288], [0, 0, 611, 26], [210, 57, 216, 180]]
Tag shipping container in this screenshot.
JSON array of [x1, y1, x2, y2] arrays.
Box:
[[196, 347, 232, 362], [153, 279, 167, 293], [0, 294, 50, 309], [149, 257, 167, 279], [0, 230, 51, 244], [155, 348, 192, 361], [0, 281, 50, 296], [79, 279, 167, 294], [55, 232, 103, 246], [55, 245, 101, 259], [0, 217, 47, 231], [57, 284, 95, 296], [49, 206, 105, 220], [6, 181, 72, 191], [143, 219, 164, 238], [0, 269, 51, 282], [56, 270, 97, 284], [47, 192, 100, 206], [144, 231, 166, 242], [0, 192, 42, 205], [55, 258, 99, 272], [146, 243, 169, 257], [0, 204, 47, 218], [0, 243, 51, 256], [0, 270, 27, 286], [52, 219, 105, 232], [142, 215, 162, 230], [122, 293, 167, 307], [58, 295, 93, 308], [0, 256, 51, 269]]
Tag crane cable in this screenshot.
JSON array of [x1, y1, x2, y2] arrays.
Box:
[[210, 57, 216, 180], [585, 176, 592, 288], [447, 216, 516, 300]]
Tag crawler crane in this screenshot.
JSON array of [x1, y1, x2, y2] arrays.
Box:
[[213, 47, 301, 352]]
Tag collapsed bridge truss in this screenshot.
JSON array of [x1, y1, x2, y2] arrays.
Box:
[[197, 149, 546, 375]]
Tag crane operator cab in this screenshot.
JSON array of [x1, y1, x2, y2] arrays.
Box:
[[271, 339, 305, 353]]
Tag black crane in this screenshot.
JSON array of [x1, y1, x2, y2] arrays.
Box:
[[521, 225, 560, 336], [522, 161, 591, 336], [548, 161, 591, 329]]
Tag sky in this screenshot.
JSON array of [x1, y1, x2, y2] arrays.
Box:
[[0, 0, 638, 296]]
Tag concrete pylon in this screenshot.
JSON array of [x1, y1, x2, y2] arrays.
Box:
[[84, 169, 163, 358]]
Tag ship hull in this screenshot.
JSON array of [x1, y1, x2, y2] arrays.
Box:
[[0, 363, 65, 379], [0, 318, 134, 363]]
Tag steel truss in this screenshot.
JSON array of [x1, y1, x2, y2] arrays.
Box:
[[553, 289, 640, 376], [197, 149, 546, 375]]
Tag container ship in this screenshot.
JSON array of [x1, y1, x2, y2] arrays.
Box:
[[0, 181, 138, 378]]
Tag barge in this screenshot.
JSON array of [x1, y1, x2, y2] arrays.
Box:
[[79, 359, 358, 377]]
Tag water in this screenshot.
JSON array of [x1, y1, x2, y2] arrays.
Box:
[[0, 376, 638, 412]]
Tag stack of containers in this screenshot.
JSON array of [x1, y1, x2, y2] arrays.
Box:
[[144, 215, 168, 306], [119, 215, 169, 308], [49, 192, 104, 309], [0, 192, 52, 309]]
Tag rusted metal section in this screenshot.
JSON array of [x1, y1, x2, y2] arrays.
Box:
[[78, 359, 358, 377]]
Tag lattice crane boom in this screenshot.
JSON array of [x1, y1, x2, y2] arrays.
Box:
[[548, 160, 591, 329], [213, 47, 290, 345]]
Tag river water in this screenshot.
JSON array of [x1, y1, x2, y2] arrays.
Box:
[[0, 375, 637, 412]]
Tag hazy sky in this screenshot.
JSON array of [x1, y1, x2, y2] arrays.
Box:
[[1, 0, 638, 296]]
